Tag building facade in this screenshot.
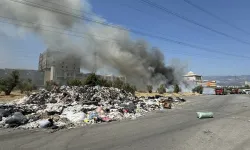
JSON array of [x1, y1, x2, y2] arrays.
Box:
[[183, 71, 203, 85], [39, 49, 81, 85], [102, 75, 126, 83]]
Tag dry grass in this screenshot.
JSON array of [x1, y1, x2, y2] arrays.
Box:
[[0, 91, 26, 102], [135, 92, 200, 97]]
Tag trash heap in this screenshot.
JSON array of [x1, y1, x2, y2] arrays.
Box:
[[0, 85, 186, 130]]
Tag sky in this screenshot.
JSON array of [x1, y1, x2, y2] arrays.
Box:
[[0, 0, 250, 76]]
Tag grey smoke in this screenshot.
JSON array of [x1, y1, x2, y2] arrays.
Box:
[[0, 0, 186, 89]]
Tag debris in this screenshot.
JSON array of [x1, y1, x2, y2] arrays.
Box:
[[203, 130, 212, 134], [197, 112, 214, 119], [0, 85, 186, 130], [39, 119, 54, 128]]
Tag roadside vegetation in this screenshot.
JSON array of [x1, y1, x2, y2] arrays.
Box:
[[67, 73, 137, 95]]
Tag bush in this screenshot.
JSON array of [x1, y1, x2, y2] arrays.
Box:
[[157, 84, 166, 94], [45, 80, 58, 91], [112, 78, 124, 89], [123, 83, 136, 95], [0, 70, 20, 95], [18, 79, 33, 94], [192, 85, 203, 94], [97, 78, 112, 87], [67, 79, 83, 86], [147, 85, 153, 93], [174, 84, 181, 93], [83, 73, 100, 86]]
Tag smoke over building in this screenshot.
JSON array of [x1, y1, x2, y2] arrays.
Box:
[[0, 0, 185, 89]]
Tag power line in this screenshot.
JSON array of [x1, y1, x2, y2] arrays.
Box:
[[1, 15, 250, 60], [40, 0, 96, 17], [183, 0, 250, 35], [138, 0, 250, 45], [4, 0, 250, 59]]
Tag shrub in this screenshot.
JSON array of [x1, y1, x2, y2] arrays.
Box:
[[0, 70, 20, 95], [18, 79, 33, 94], [45, 80, 58, 91], [112, 78, 124, 89], [83, 73, 100, 86], [147, 85, 153, 93], [157, 84, 166, 94], [123, 83, 136, 95], [192, 85, 203, 94], [67, 79, 83, 86], [97, 78, 112, 87], [174, 84, 181, 93]]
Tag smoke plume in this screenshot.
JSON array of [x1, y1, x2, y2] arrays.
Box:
[[0, 0, 185, 89]]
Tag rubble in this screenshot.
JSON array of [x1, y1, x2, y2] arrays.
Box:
[[0, 85, 186, 130]]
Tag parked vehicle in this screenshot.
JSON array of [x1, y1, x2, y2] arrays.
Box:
[[215, 88, 227, 95], [230, 88, 239, 94]]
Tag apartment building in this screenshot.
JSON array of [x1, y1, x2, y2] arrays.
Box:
[[38, 49, 81, 85]]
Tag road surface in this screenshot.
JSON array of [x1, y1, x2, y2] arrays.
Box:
[[1, 95, 250, 150]]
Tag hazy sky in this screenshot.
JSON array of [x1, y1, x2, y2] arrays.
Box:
[[0, 0, 250, 76]]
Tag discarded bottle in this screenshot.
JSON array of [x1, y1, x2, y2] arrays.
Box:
[[196, 112, 214, 119]]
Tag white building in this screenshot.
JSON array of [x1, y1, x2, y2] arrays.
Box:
[[38, 49, 81, 85], [183, 71, 202, 85]]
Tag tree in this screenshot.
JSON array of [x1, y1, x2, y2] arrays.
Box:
[[174, 84, 181, 93], [67, 79, 83, 86], [18, 79, 33, 94], [83, 73, 100, 86], [112, 78, 124, 89], [245, 85, 250, 89], [147, 85, 153, 93], [192, 85, 203, 94], [0, 70, 20, 95], [123, 83, 136, 95], [157, 84, 166, 94]]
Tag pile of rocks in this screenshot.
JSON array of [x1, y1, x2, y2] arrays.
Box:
[[0, 85, 186, 130]]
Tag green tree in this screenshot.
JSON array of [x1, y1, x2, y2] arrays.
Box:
[[192, 85, 203, 94], [112, 78, 124, 89], [18, 79, 33, 94], [67, 79, 83, 86], [147, 85, 153, 93], [0, 70, 20, 95], [157, 84, 166, 94], [123, 83, 136, 95], [174, 84, 181, 93], [83, 73, 100, 86], [245, 85, 250, 89]]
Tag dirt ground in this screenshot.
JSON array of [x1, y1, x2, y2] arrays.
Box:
[[135, 91, 200, 97], [0, 90, 200, 103], [0, 91, 26, 102]]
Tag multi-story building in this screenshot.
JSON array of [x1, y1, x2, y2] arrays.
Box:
[[39, 49, 81, 85], [183, 71, 203, 85]]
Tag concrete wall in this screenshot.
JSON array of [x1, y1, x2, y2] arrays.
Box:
[[0, 68, 44, 86]]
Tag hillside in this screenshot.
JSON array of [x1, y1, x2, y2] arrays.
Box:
[[203, 75, 250, 86]]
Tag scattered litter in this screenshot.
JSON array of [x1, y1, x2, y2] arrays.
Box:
[[0, 85, 186, 130], [197, 112, 214, 119], [203, 130, 213, 134]]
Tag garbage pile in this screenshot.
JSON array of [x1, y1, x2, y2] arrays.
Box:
[[0, 86, 186, 130]]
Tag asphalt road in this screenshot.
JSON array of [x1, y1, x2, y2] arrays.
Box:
[[1, 95, 250, 150]]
